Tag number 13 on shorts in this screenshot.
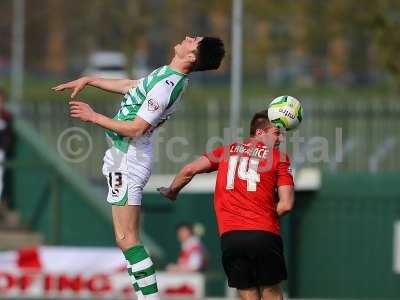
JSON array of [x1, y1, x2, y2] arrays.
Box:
[[226, 156, 260, 192], [106, 171, 128, 205]]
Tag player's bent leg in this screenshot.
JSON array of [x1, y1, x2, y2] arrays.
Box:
[[260, 283, 283, 300], [111, 204, 160, 300], [238, 287, 261, 300]]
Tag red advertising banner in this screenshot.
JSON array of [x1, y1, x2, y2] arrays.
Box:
[[0, 247, 204, 299]]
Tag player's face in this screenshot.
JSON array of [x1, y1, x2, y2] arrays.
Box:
[[270, 126, 284, 147], [174, 36, 203, 60], [177, 227, 192, 242], [261, 125, 284, 147]]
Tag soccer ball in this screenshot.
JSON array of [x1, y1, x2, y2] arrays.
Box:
[[267, 95, 303, 130]]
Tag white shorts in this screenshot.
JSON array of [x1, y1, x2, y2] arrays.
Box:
[[102, 139, 152, 206]]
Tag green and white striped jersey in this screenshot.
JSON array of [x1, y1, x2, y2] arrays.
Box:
[[106, 65, 189, 152]]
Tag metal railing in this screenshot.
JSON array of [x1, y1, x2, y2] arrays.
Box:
[[22, 97, 400, 178]]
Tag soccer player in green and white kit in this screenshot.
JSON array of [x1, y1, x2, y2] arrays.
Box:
[[53, 36, 225, 300]]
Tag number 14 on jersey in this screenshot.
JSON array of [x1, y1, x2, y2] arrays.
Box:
[[226, 156, 261, 192]]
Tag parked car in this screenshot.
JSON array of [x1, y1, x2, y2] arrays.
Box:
[[83, 51, 128, 79]]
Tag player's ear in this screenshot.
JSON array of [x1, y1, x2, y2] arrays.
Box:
[[187, 53, 196, 63], [255, 129, 265, 136]]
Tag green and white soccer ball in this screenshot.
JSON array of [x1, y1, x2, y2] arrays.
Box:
[[267, 95, 303, 130]]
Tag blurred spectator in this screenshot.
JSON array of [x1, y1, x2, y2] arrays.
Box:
[[167, 222, 207, 272], [0, 88, 15, 217]]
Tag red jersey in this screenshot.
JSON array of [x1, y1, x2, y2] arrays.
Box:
[[204, 140, 294, 236]]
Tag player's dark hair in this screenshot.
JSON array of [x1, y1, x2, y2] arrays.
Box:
[[192, 37, 225, 71], [250, 110, 270, 136], [176, 222, 194, 233]]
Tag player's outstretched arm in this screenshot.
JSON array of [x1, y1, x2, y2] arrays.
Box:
[[52, 76, 138, 98], [158, 156, 216, 201], [276, 185, 295, 216], [69, 100, 151, 138]]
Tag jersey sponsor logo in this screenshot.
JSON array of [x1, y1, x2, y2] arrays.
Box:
[[147, 99, 160, 112], [165, 79, 175, 87]]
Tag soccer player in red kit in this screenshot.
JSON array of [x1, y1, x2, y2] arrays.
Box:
[[158, 110, 294, 300]]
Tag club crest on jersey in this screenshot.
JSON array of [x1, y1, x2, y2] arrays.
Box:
[[148, 99, 160, 112]]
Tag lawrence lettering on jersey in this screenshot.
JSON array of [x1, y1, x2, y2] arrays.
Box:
[[204, 140, 294, 236], [106, 65, 189, 152]]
